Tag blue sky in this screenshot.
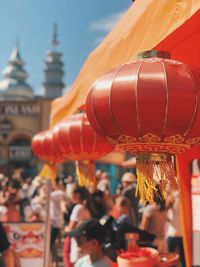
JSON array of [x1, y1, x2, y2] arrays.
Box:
[[0, 0, 131, 95]]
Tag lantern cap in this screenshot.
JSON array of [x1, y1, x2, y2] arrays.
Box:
[[137, 50, 171, 59], [136, 153, 173, 162]]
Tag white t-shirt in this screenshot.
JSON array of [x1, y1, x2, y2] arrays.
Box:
[[50, 190, 67, 228], [70, 203, 91, 222], [70, 204, 91, 263], [75, 255, 112, 267]]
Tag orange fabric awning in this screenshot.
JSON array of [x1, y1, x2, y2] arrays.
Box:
[[48, 1, 200, 265], [50, 0, 200, 128]]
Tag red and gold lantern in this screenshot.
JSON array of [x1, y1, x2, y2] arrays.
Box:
[[32, 130, 65, 179], [32, 131, 49, 162], [53, 113, 114, 189], [32, 130, 64, 163], [86, 50, 200, 202]]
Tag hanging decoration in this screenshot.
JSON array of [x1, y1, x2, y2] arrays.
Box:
[[53, 113, 114, 190], [86, 50, 200, 203], [32, 130, 65, 179]]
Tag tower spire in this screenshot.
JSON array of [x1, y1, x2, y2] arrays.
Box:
[[51, 23, 59, 48], [43, 23, 65, 99], [15, 37, 20, 49]]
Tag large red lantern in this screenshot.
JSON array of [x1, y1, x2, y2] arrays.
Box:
[[53, 113, 114, 188], [86, 50, 200, 202]]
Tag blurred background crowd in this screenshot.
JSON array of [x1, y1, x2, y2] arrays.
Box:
[[0, 168, 185, 266]]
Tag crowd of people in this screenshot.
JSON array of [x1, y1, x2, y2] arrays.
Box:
[[0, 168, 185, 267]]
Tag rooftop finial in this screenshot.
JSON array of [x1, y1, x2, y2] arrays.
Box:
[[51, 23, 59, 48], [16, 37, 20, 49]]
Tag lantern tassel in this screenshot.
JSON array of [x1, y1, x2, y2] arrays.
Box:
[[39, 163, 57, 180], [136, 153, 179, 204], [76, 160, 96, 192]]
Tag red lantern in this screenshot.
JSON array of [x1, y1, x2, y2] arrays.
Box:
[[86, 50, 200, 202], [32, 130, 65, 180], [32, 131, 48, 161], [32, 130, 64, 163], [53, 113, 114, 188], [53, 113, 113, 160]]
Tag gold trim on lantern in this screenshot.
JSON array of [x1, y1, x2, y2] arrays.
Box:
[[136, 153, 172, 162], [106, 133, 200, 154], [186, 137, 200, 145], [117, 143, 189, 154], [139, 133, 161, 143]]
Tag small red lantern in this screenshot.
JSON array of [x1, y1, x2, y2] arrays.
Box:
[[32, 130, 65, 180], [32, 130, 65, 163], [86, 50, 200, 202], [53, 113, 114, 188], [32, 131, 48, 161]]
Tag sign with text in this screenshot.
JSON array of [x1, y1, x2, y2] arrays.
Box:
[[0, 102, 40, 116], [9, 146, 32, 160]]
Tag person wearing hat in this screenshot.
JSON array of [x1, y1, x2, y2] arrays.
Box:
[[66, 219, 112, 267], [120, 172, 140, 226]]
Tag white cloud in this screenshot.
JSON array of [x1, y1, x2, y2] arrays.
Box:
[[90, 10, 125, 45], [90, 11, 125, 33]]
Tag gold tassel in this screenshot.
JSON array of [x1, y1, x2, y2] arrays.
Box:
[[76, 160, 96, 192], [136, 153, 178, 204], [39, 163, 57, 180]]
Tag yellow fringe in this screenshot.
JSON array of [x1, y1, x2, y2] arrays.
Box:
[[39, 163, 57, 180], [136, 153, 178, 204], [76, 160, 96, 192]]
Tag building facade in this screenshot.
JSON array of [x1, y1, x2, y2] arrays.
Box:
[[0, 25, 65, 177]]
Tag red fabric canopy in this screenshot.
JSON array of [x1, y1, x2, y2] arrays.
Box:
[[155, 9, 200, 68]]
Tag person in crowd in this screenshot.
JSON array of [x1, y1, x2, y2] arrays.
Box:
[[119, 172, 140, 225], [64, 186, 92, 266], [91, 190, 107, 219], [3, 179, 21, 222], [140, 187, 168, 253], [29, 181, 47, 222], [65, 175, 76, 199], [66, 219, 112, 267], [166, 190, 185, 267], [114, 196, 133, 226], [97, 171, 110, 193], [95, 169, 103, 184], [50, 179, 67, 251], [0, 222, 15, 267], [18, 177, 38, 221]]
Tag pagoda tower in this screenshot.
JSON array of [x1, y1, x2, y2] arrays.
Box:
[[0, 41, 33, 100], [43, 24, 65, 98]]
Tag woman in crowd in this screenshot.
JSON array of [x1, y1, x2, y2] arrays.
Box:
[[64, 186, 92, 267], [140, 188, 168, 253]]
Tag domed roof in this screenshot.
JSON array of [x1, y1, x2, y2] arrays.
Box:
[[0, 44, 33, 100]]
